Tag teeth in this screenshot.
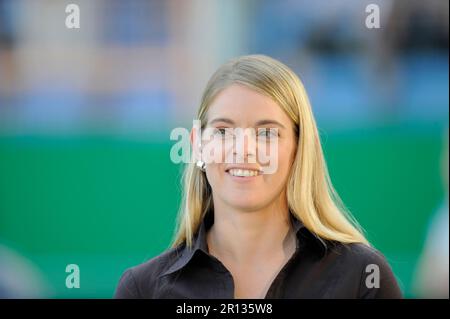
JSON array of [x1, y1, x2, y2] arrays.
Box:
[[228, 169, 259, 177]]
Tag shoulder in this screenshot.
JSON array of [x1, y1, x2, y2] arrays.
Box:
[[331, 242, 388, 265], [113, 246, 183, 299], [327, 242, 403, 298]]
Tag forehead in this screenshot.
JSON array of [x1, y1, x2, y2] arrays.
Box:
[[206, 84, 291, 125]]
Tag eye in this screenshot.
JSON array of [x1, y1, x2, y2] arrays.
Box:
[[213, 127, 233, 138], [257, 128, 278, 138], [214, 128, 226, 136]]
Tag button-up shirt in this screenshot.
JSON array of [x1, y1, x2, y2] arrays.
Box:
[[114, 212, 402, 299]]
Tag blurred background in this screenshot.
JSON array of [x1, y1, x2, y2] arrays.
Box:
[[0, 0, 448, 298]]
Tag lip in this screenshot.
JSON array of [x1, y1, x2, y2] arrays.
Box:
[[225, 165, 262, 182], [224, 165, 262, 173]]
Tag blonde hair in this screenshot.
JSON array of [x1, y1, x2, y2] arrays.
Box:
[[172, 54, 369, 248]]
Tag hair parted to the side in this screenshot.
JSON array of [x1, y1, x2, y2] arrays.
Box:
[[171, 54, 369, 248]]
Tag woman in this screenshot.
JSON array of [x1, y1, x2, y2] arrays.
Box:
[[115, 55, 402, 299]]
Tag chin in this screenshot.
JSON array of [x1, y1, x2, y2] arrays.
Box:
[[224, 196, 269, 212]]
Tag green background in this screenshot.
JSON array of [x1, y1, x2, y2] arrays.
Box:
[[0, 122, 446, 298]]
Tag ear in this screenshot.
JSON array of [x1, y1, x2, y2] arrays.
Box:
[[190, 126, 201, 162]]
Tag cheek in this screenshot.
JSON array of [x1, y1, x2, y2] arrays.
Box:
[[263, 157, 290, 185], [267, 147, 296, 189], [204, 164, 225, 186], [259, 145, 295, 184], [274, 138, 296, 169]]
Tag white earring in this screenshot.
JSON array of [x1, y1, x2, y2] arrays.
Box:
[[196, 160, 206, 172], [196, 143, 205, 172]]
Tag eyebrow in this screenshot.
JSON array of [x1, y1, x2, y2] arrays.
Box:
[[207, 117, 286, 129]]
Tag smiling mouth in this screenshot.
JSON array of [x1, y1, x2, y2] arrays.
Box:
[[226, 168, 262, 177]]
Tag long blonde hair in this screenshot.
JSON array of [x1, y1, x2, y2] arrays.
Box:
[[172, 54, 369, 248]]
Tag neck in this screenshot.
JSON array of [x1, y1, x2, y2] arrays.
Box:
[[206, 195, 296, 265]]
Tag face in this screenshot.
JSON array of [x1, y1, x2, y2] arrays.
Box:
[[198, 84, 298, 212]]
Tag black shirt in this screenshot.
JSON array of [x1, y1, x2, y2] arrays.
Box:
[[114, 212, 402, 299]]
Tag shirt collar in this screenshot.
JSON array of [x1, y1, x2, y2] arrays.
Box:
[[160, 211, 328, 277]]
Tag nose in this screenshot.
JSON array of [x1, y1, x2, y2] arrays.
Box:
[[233, 128, 257, 162]]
